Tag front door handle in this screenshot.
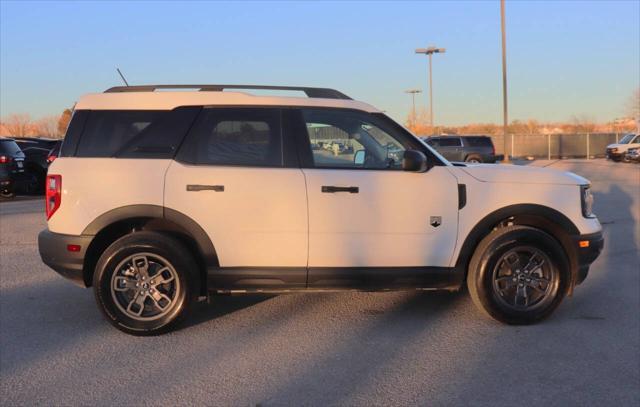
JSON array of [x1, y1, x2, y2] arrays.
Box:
[[321, 186, 359, 193], [186, 184, 224, 192]]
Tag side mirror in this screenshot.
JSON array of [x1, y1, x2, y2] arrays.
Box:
[[402, 150, 429, 172], [354, 149, 366, 165]]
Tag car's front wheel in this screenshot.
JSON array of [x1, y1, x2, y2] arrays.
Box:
[[93, 231, 199, 335], [467, 225, 569, 324], [0, 189, 15, 199]]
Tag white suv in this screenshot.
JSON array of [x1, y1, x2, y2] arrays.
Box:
[[38, 85, 603, 335], [606, 133, 640, 162]]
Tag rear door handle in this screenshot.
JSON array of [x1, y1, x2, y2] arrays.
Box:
[[321, 186, 359, 193], [186, 184, 224, 192]]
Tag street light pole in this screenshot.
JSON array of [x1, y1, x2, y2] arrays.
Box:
[[500, 0, 510, 162], [415, 46, 445, 134], [428, 53, 433, 130], [405, 89, 422, 127]]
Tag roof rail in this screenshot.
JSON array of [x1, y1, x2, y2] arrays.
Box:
[[103, 84, 352, 100]]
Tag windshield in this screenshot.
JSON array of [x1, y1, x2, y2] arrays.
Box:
[[619, 134, 636, 144]]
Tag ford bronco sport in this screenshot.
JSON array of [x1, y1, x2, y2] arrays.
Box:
[[38, 85, 604, 335]]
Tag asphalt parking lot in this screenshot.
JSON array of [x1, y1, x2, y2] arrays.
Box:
[[1, 159, 638, 406]]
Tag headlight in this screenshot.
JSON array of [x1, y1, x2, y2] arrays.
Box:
[[581, 185, 594, 218], [610, 147, 618, 152]]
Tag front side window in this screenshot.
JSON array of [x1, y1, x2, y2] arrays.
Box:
[[302, 109, 410, 170], [180, 108, 282, 166]]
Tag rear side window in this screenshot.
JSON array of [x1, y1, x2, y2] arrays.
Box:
[[177, 108, 282, 167], [464, 137, 493, 147], [0, 140, 21, 155], [76, 111, 164, 157], [432, 138, 461, 147]]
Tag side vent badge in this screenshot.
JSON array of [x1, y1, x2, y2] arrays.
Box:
[[430, 216, 442, 228]]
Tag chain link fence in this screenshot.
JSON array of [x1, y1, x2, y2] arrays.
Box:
[[489, 133, 623, 159]]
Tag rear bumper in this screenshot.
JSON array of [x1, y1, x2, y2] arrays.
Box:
[[573, 231, 604, 285], [38, 229, 93, 287]]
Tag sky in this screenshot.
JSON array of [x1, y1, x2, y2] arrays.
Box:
[[1, 0, 638, 126]]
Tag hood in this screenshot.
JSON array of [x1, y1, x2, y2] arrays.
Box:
[[606, 143, 627, 149], [460, 164, 588, 186]]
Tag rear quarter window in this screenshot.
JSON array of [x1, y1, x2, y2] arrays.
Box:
[[76, 110, 163, 157], [70, 107, 200, 158]]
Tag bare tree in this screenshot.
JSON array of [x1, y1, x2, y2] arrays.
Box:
[[525, 119, 539, 135], [57, 108, 73, 136], [35, 116, 62, 138], [405, 107, 431, 135], [570, 115, 596, 133], [2, 114, 34, 137]]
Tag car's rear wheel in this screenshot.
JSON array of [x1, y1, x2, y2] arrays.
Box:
[[93, 231, 199, 335], [467, 225, 569, 324], [465, 154, 483, 163]]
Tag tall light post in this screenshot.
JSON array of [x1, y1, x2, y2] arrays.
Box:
[[500, 0, 510, 162], [415, 46, 445, 134], [405, 89, 422, 127]]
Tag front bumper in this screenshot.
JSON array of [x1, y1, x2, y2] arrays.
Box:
[[606, 151, 624, 160], [38, 229, 93, 287], [573, 231, 604, 285]]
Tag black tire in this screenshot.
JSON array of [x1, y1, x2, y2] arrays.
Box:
[[467, 225, 569, 325], [465, 154, 483, 163], [93, 231, 200, 335]]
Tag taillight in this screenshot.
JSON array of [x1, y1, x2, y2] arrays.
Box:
[[0, 155, 11, 164], [45, 175, 62, 220], [47, 155, 57, 164]]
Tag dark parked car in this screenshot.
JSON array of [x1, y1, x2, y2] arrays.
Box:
[[422, 135, 500, 163], [0, 138, 26, 198], [47, 140, 62, 164], [625, 147, 640, 163], [15, 138, 60, 193]]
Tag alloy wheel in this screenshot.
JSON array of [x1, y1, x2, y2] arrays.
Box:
[[491, 246, 558, 311], [110, 252, 180, 321]]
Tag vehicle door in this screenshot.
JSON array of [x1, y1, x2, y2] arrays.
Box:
[[164, 107, 308, 289], [293, 108, 459, 288]]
